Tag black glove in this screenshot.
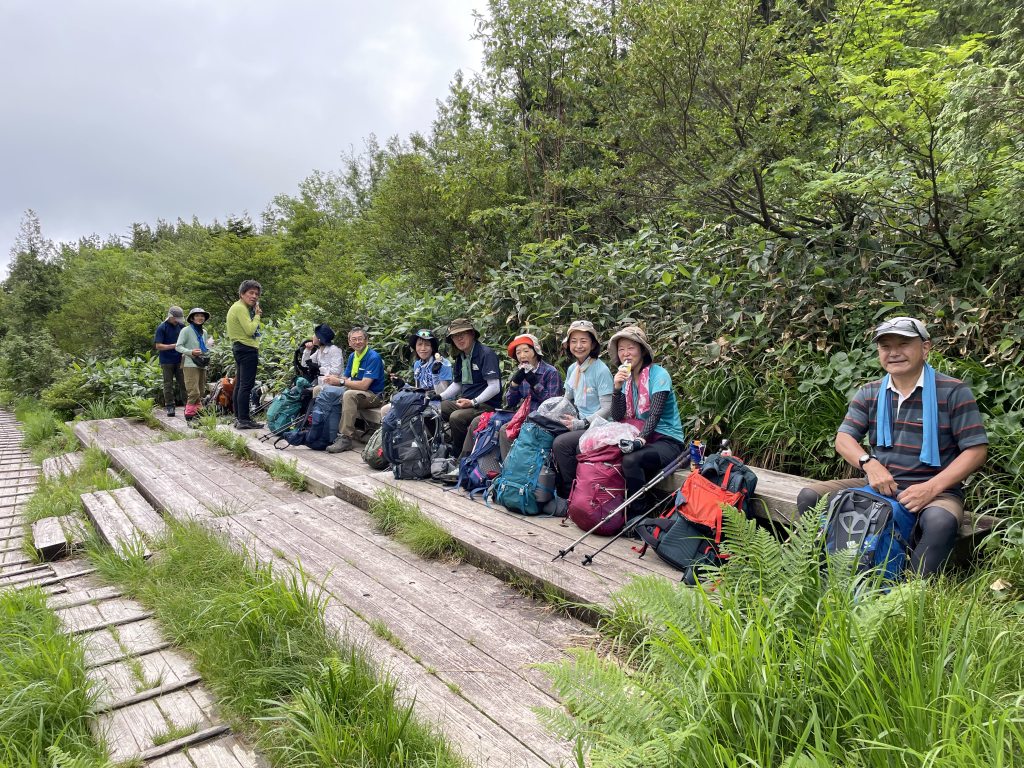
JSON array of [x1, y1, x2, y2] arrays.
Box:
[[431, 359, 444, 375], [426, 390, 441, 401], [390, 375, 407, 389], [511, 368, 527, 385], [523, 370, 540, 388]]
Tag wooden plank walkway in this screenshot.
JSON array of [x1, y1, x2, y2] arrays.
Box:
[[0, 411, 41, 580], [94, 420, 590, 766], [42, 451, 84, 480]]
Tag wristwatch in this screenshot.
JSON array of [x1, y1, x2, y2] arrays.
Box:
[[471, 398, 478, 408], [858, 453, 878, 469]]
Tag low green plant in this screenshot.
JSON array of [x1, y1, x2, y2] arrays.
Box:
[[88, 522, 463, 767], [369, 619, 405, 650], [151, 722, 198, 747], [0, 588, 102, 765], [542, 504, 1024, 767], [200, 417, 251, 460], [80, 397, 122, 422], [23, 450, 123, 524], [270, 457, 307, 492], [20, 407, 80, 464], [368, 488, 464, 562], [119, 396, 160, 429]]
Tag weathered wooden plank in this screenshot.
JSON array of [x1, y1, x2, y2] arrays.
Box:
[[86, 641, 173, 670], [155, 687, 215, 731], [97, 698, 168, 759], [186, 735, 260, 768], [58, 603, 105, 632], [139, 725, 231, 762], [110, 486, 168, 541], [32, 515, 87, 561], [82, 491, 150, 558], [71, 611, 156, 635], [148, 750, 195, 768], [9, 568, 96, 592], [107, 446, 207, 521], [49, 585, 124, 610], [42, 452, 83, 480], [91, 675, 204, 715]]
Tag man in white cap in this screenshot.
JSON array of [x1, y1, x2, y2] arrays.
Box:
[[153, 305, 186, 416], [796, 316, 989, 577]]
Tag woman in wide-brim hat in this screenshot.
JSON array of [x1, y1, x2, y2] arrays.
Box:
[[607, 325, 687, 518], [382, 330, 454, 419], [551, 320, 617, 496], [175, 308, 214, 422]]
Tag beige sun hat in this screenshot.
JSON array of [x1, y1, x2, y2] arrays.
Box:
[[561, 320, 601, 349], [607, 326, 654, 367], [445, 318, 480, 345]]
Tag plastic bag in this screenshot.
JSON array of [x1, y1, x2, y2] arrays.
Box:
[[530, 396, 578, 423], [579, 417, 639, 454]]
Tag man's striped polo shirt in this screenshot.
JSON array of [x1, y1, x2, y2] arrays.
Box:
[[837, 371, 989, 497]]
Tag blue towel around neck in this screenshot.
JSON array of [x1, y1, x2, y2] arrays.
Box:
[[877, 363, 940, 467], [191, 324, 207, 353]]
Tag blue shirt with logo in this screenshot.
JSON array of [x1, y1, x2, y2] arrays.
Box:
[[345, 349, 386, 395]]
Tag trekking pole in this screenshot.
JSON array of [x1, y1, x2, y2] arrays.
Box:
[[551, 451, 688, 562], [258, 412, 306, 443], [580, 492, 676, 566]]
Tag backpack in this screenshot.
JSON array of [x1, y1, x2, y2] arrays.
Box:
[[277, 387, 342, 451], [566, 446, 627, 535], [381, 391, 445, 480], [212, 375, 235, 414], [636, 455, 756, 581], [491, 422, 557, 515], [821, 485, 915, 581], [266, 378, 310, 434], [362, 427, 390, 470], [455, 411, 514, 493]]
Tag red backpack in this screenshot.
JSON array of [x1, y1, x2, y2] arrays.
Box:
[[567, 445, 627, 536]]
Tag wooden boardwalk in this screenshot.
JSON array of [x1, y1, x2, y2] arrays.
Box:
[[92, 416, 593, 767]]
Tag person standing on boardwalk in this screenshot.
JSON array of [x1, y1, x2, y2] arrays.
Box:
[[323, 327, 386, 454], [154, 305, 186, 417], [175, 308, 213, 423], [437, 318, 502, 457], [795, 316, 989, 577], [226, 280, 263, 430]]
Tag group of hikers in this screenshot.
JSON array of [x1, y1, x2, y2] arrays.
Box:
[[156, 281, 989, 578]]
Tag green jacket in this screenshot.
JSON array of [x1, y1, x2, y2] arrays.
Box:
[[226, 301, 260, 347], [175, 324, 212, 369]]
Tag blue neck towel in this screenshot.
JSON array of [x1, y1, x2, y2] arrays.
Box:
[[877, 363, 940, 467], [191, 324, 207, 354]]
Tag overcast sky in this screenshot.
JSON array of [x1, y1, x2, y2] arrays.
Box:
[[0, 0, 484, 268]]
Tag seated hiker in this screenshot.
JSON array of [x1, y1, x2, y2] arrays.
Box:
[[796, 316, 989, 577], [381, 329, 453, 418], [319, 327, 386, 454], [437, 318, 502, 456], [462, 333, 563, 458], [608, 326, 687, 519], [551, 321, 615, 493], [301, 324, 345, 388], [174, 307, 214, 423]]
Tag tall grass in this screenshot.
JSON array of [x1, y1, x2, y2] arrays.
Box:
[[19, 405, 80, 464], [23, 448, 124, 524], [90, 522, 464, 768], [0, 588, 101, 766], [541, 505, 1024, 768], [369, 488, 464, 562]]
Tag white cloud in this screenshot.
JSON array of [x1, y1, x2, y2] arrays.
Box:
[[0, 0, 484, 263]]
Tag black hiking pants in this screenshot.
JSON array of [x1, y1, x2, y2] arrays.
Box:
[[232, 342, 259, 422]]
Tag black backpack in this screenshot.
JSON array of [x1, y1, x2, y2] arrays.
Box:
[[381, 390, 446, 480]]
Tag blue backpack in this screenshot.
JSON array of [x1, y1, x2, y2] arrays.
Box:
[[491, 422, 557, 515], [822, 485, 916, 581], [455, 411, 514, 494], [266, 378, 310, 434], [277, 387, 342, 451]]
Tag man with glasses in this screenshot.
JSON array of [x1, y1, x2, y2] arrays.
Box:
[[796, 316, 989, 577], [323, 327, 386, 453]]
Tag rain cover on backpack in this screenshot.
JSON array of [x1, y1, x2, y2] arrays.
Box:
[[822, 486, 915, 581], [566, 445, 627, 535], [381, 390, 444, 480], [492, 422, 556, 515]]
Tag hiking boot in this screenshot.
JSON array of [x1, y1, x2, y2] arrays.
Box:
[[234, 419, 264, 430], [167, 407, 175, 417], [326, 434, 353, 454]]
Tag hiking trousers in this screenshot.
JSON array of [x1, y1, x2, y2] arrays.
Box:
[[232, 342, 259, 421], [338, 389, 383, 438], [552, 430, 585, 495], [440, 401, 494, 457], [160, 362, 186, 408], [621, 437, 685, 518]]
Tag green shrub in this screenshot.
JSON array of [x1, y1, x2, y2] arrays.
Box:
[[369, 487, 464, 562], [40, 369, 98, 416], [0, 330, 69, 396]]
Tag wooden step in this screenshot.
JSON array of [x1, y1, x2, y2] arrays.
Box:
[[88, 647, 198, 709], [71, 418, 164, 451], [31, 515, 88, 560], [81, 487, 167, 558], [41, 452, 83, 480]]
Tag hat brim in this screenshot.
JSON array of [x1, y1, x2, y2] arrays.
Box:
[[409, 334, 440, 353], [187, 312, 209, 323], [507, 336, 543, 359], [607, 330, 654, 367], [872, 329, 925, 343], [561, 329, 600, 352], [446, 328, 479, 345]]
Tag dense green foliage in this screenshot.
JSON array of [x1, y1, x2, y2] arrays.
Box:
[[542, 505, 1024, 767]]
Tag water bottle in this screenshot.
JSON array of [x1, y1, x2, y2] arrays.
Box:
[[690, 439, 705, 471], [720, 439, 733, 457]]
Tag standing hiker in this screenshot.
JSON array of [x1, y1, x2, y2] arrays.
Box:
[[227, 280, 263, 429], [381, 329, 453, 419], [608, 326, 687, 520], [795, 317, 989, 577], [154, 305, 186, 417], [551, 321, 616, 493], [175, 308, 213, 423], [437, 318, 502, 456], [322, 327, 386, 453]]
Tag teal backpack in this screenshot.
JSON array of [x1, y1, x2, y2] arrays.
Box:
[[266, 378, 310, 434], [491, 422, 557, 516]]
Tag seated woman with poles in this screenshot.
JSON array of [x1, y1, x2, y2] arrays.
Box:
[[381, 329, 453, 419], [608, 326, 687, 520]]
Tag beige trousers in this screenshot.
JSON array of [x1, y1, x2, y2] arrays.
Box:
[[338, 389, 383, 438]]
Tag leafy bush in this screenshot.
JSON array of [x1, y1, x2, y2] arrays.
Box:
[[39, 369, 98, 416], [76, 353, 162, 400], [0, 329, 69, 396]]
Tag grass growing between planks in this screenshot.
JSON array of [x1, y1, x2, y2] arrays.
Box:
[[22, 448, 124, 525], [270, 458, 307, 492], [198, 413, 251, 461], [369, 488, 464, 563], [0, 588, 102, 766], [89, 521, 465, 768], [541, 504, 1024, 768], [16, 399, 80, 464]]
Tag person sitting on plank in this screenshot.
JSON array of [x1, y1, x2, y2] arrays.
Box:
[[437, 318, 502, 457], [301, 324, 345, 388], [551, 321, 616, 495], [796, 316, 988, 577], [322, 327, 386, 454], [381, 329, 453, 418], [608, 326, 687, 520]]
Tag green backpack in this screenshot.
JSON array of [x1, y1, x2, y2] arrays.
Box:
[[362, 427, 390, 470], [266, 378, 310, 434]]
